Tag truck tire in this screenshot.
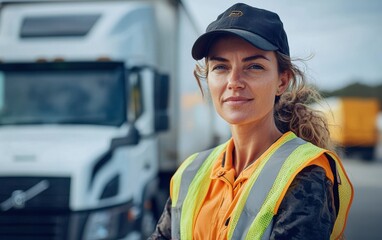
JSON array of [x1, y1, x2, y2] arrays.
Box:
[[361, 146, 375, 161]]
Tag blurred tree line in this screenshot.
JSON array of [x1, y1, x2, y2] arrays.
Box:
[[320, 82, 382, 110]]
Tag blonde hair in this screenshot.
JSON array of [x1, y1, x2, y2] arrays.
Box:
[[194, 52, 334, 151]]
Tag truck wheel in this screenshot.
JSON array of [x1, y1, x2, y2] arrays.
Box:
[[361, 146, 375, 161]]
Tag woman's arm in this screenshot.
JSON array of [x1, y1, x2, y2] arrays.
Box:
[[148, 197, 172, 240], [270, 165, 336, 240]]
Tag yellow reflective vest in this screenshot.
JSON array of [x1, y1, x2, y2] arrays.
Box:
[[171, 132, 353, 240]]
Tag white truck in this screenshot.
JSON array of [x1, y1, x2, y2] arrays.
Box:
[[0, 0, 229, 239]]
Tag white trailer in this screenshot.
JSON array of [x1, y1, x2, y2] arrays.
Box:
[[0, 0, 229, 239]]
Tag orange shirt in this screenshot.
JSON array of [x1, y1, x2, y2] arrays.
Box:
[[192, 137, 334, 240]]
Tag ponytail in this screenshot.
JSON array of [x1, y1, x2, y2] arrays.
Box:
[[274, 53, 334, 151]]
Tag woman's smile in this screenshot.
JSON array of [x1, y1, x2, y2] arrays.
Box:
[[223, 96, 253, 106]]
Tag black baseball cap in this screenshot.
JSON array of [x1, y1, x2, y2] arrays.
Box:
[[192, 3, 290, 60]]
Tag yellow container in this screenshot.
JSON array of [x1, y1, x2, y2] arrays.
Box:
[[323, 97, 380, 147]]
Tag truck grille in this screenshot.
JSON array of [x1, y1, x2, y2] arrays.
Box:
[[0, 177, 70, 239], [0, 212, 69, 240]]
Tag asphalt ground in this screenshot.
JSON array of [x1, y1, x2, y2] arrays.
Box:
[[343, 157, 382, 240]]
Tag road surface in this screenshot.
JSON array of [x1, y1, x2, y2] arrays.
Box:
[[343, 157, 382, 240]]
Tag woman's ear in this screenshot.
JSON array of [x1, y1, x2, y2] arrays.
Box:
[[277, 71, 291, 96]]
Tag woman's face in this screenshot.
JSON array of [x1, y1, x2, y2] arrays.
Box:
[[207, 35, 289, 126]]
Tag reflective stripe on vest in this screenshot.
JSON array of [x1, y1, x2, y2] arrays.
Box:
[[171, 143, 228, 240], [230, 137, 306, 240], [242, 143, 353, 240], [171, 148, 214, 239]]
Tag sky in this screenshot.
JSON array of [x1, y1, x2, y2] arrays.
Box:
[[183, 0, 382, 91]]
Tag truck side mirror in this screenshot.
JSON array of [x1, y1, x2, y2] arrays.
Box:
[[110, 125, 141, 150], [154, 73, 169, 132]]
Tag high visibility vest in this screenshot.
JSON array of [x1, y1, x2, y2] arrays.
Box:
[[171, 132, 353, 240]]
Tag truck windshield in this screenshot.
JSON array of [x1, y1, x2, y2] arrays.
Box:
[[0, 62, 126, 126]]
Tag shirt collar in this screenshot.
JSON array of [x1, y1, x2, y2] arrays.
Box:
[[210, 138, 235, 179]]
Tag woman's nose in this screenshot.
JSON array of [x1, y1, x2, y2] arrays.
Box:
[[227, 68, 245, 89]]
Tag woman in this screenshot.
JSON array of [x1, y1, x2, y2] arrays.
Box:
[[150, 3, 353, 240]]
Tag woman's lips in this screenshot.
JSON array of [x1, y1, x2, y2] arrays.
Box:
[[223, 96, 253, 106]]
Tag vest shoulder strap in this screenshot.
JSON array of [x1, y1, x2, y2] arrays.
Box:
[[170, 147, 216, 239], [175, 148, 214, 209], [240, 140, 352, 240], [230, 137, 306, 240]]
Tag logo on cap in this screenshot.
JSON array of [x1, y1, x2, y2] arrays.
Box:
[[229, 10, 243, 17]]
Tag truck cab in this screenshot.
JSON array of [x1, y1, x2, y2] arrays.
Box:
[[0, 0, 229, 239]]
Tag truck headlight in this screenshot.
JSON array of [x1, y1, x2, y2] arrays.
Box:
[[83, 210, 118, 240], [81, 201, 138, 240]]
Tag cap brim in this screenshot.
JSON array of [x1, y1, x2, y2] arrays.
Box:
[[192, 29, 278, 60]]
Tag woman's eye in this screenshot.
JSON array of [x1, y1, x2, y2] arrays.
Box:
[[248, 64, 264, 70], [212, 65, 227, 71]]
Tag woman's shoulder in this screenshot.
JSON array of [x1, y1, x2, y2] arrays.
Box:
[[271, 165, 336, 239]]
